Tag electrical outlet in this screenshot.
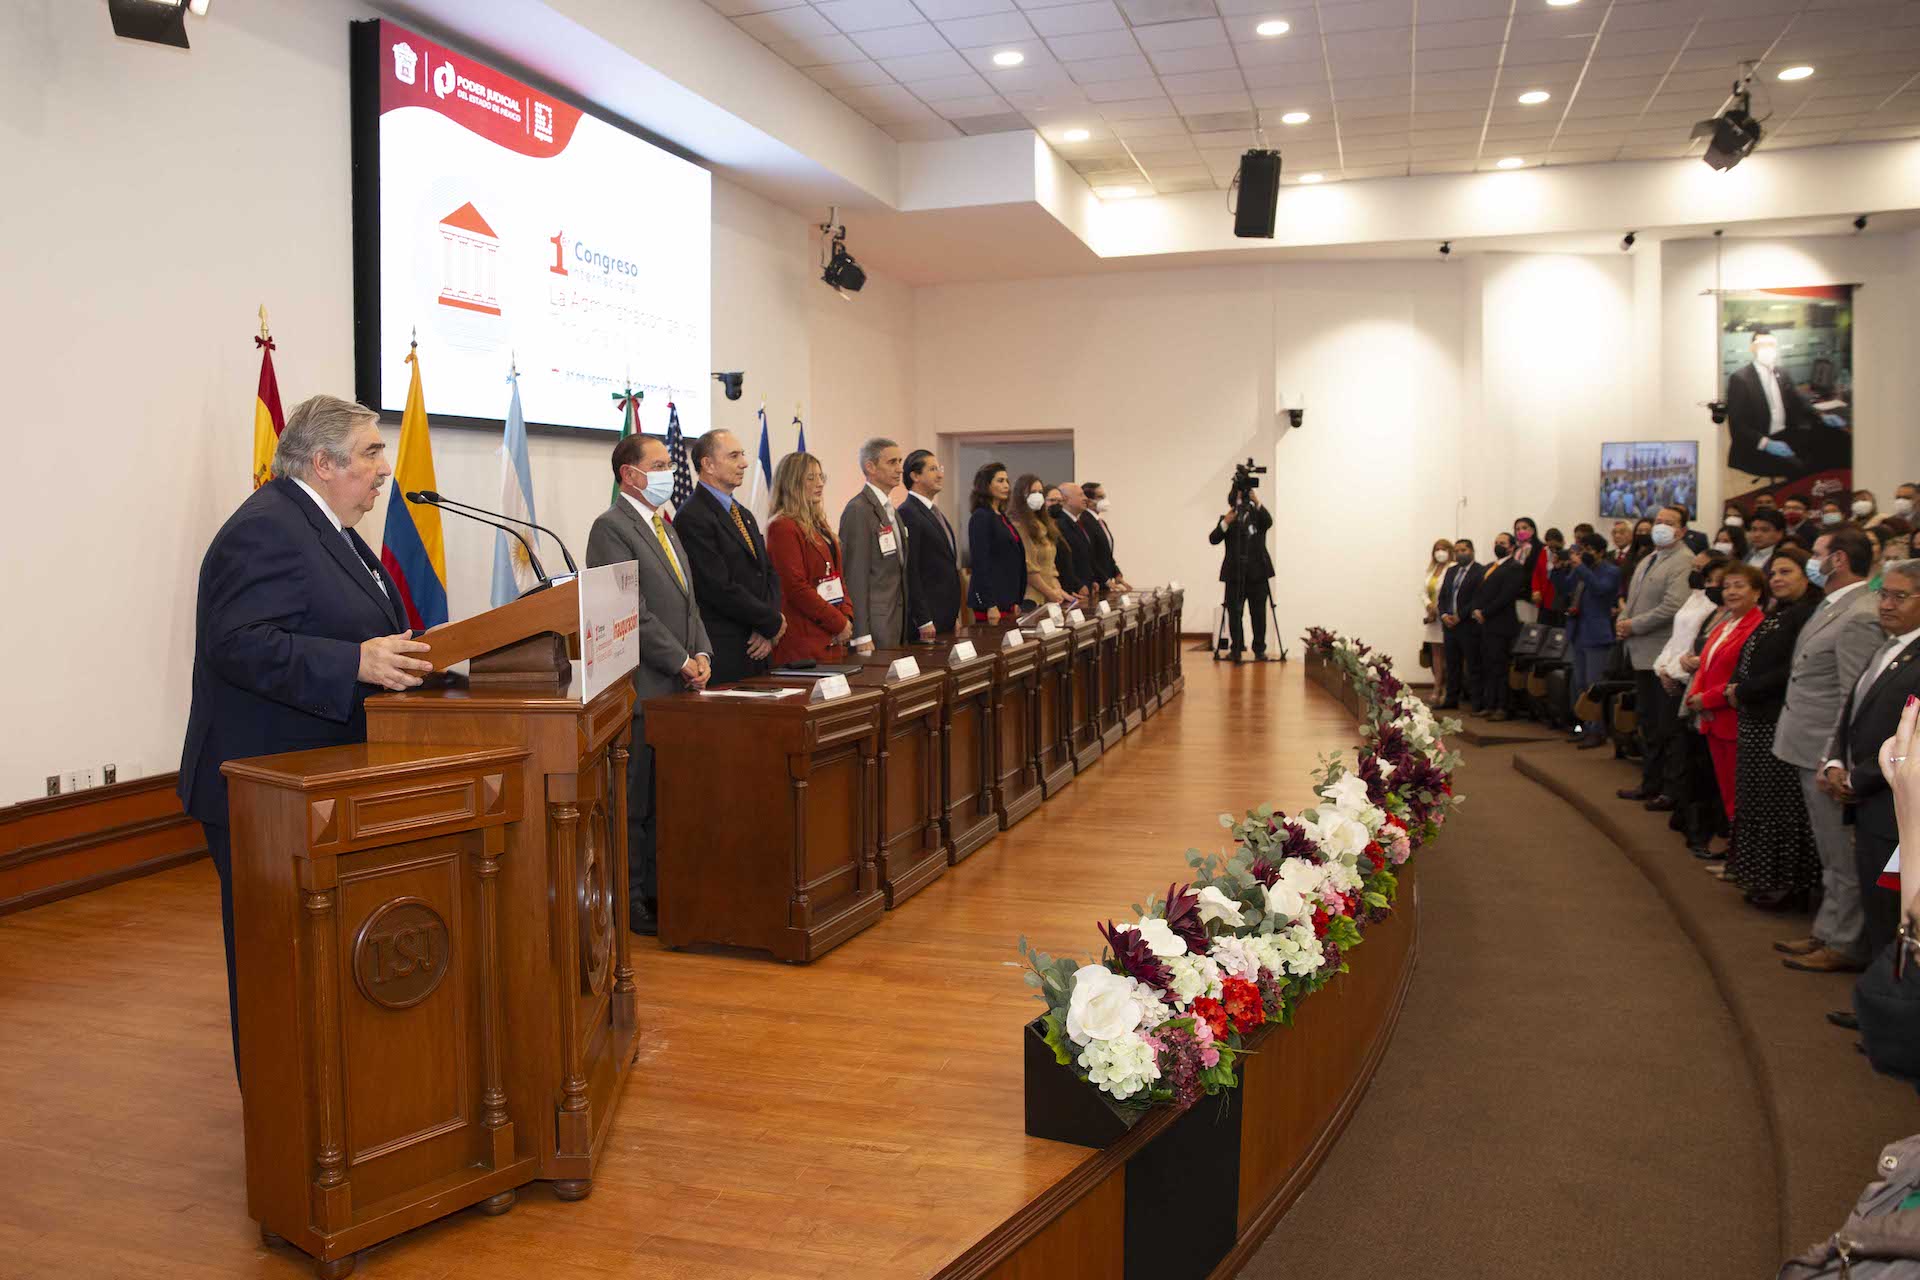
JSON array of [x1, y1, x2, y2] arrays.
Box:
[[80, 768, 98, 790], [46, 775, 60, 797], [63, 770, 83, 794], [102, 763, 117, 786]]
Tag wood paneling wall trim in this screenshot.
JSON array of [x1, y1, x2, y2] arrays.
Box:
[[0, 773, 206, 917]]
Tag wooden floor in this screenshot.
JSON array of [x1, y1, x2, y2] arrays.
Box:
[[0, 656, 1360, 1280]]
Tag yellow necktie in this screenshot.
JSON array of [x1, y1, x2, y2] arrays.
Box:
[[652, 512, 687, 593], [730, 503, 759, 560]]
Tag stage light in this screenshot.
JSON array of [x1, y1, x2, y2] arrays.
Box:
[[992, 49, 1024, 67], [1778, 65, 1813, 81], [1692, 81, 1762, 171], [108, 0, 190, 47], [1855, 214, 1869, 231], [1255, 19, 1290, 36], [1518, 90, 1550, 105], [1621, 230, 1637, 251], [714, 372, 745, 401], [1298, 172, 1324, 183], [1280, 110, 1310, 124], [1061, 127, 1090, 142], [819, 206, 866, 295], [1496, 156, 1525, 169]]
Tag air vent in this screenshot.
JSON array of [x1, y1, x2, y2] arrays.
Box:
[[1115, 0, 1218, 24], [1186, 111, 1258, 133]]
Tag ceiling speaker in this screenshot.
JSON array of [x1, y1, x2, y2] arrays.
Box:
[[1233, 149, 1281, 240]]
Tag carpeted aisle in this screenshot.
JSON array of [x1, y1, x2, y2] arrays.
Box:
[[1246, 741, 1779, 1279]]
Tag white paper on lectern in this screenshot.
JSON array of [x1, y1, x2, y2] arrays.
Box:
[[578, 561, 641, 703]]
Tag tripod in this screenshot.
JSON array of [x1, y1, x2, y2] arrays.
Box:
[[1211, 502, 1288, 663]]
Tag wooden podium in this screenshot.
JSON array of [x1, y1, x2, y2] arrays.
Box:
[[222, 580, 639, 1277]]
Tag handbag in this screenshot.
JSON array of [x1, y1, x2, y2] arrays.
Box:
[[1602, 639, 1633, 683], [1778, 1133, 1920, 1278]]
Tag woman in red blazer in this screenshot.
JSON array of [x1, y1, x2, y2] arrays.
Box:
[[1683, 561, 1766, 819], [765, 452, 854, 664]]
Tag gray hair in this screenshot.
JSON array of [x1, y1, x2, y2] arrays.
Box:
[[1884, 558, 1920, 588], [858, 437, 898, 471], [272, 395, 377, 481]]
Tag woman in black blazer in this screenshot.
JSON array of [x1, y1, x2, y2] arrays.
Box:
[[965, 461, 1024, 621], [1471, 532, 1530, 719]]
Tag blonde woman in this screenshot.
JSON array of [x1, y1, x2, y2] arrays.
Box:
[[1422, 536, 1452, 676], [764, 452, 854, 663], [1013, 474, 1075, 608]]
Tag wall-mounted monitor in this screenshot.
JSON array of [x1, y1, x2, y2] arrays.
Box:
[[1598, 441, 1698, 520]]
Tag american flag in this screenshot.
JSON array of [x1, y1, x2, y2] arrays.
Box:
[[665, 402, 693, 507]]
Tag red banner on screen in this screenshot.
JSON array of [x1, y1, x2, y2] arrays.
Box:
[[377, 21, 582, 159]]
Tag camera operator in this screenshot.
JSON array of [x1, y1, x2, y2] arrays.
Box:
[[1211, 479, 1274, 662]]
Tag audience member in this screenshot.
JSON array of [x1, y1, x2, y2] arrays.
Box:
[[1423, 537, 1452, 676], [1723, 503, 1746, 529], [1077, 482, 1127, 590], [1684, 561, 1765, 842], [1782, 495, 1816, 548], [840, 436, 930, 650], [897, 449, 962, 634], [765, 451, 855, 664], [1895, 481, 1918, 521], [1713, 524, 1749, 562], [1567, 532, 1622, 746], [675, 429, 785, 683], [1616, 506, 1695, 811], [965, 462, 1024, 621], [1013, 474, 1074, 609], [1855, 489, 1884, 528], [1869, 520, 1913, 593], [1624, 518, 1657, 581], [1052, 485, 1097, 591], [1609, 520, 1633, 566], [1744, 509, 1786, 569], [1511, 515, 1548, 622], [1436, 539, 1483, 711], [1773, 526, 1881, 973], [1471, 531, 1529, 720], [1721, 545, 1823, 911], [1043, 485, 1085, 597], [1669, 556, 1733, 852]]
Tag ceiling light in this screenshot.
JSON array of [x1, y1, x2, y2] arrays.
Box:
[[1777, 64, 1813, 81], [1545, 0, 1580, 6], [1255, 19, 1290, 36], [1692, 74, 1762, 171], [1517, 90, 1550, 105], [1298, 172, 1324, 183], [1495, 156, 1525, 169], [1099, 186, 1138, 198], [1061, 127, 1090, 142], [1280, 110, 1310, 125], [991, 49, 1024, 67]]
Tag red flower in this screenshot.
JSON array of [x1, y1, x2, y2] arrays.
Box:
[[1221, 977, 1263, 1034], [1311, 907, 1329, 938], [1190, 997, 1229, 1040]]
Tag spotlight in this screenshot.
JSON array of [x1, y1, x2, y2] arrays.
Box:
[[1255, 19, 1290, 36], [1854, 214, 1869, 232], [1777, 65, 1813, 81], [1279, 110, 1311, 125], [108, 0, 191, 47], [1707, 400, 1728, 425], [818, 207, 866, 295], [1517, 90, 1550, 105], [1621, 230, 1637, 251], [991, 49, 1024, 67], [714, 372, 745, 401], [1439, 241, 1451, 257], [1691, 73, 1762, 171]]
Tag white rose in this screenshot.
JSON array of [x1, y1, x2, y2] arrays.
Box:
[[1304, 811, 1369, 860], [1193, 885, 1246, 928], [1263, 860, 1324, 922], [1319, 772, 1372, 815], [1065, 964, 1143, 1046], [1125, 917, 1189, 958]]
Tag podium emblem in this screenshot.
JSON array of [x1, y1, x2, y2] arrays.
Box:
[[352, 898, 450, 1010], [578, 803, 615, 996]]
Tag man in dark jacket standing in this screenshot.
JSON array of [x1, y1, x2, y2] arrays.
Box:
[[673, 429, 784, 683], [897, 449, 962, 633], [1209, 490, 1273, 661], [1436, 539, 1485, 710], [1471, 533, 1530, 720]]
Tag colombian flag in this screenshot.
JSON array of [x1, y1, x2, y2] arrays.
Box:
[[249, 334, 284, 489], [379, 346, 449, 629]]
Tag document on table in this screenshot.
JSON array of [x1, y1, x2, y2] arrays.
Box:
[[696, 688, 805, 700]]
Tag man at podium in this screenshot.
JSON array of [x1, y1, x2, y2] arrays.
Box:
[[176, 394, 433, 1074]]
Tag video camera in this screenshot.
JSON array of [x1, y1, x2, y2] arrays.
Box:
[[1229, 457, 1267, 510]]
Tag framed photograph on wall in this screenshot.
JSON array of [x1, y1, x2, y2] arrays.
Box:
[[1599, 441, 1698, 520], [1716, 286, 1854, 516]]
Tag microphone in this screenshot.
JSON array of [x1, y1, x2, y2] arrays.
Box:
[[405, 491, 552, 592], [415, 489, 578, 576]]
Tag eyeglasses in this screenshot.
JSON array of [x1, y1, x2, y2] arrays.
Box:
[[1883, 588, 1920, 604]]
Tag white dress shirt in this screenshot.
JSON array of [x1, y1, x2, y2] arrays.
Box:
[[1759, 363, 1787, 434], [1826, 625, 1920, 772], [294, 475, 388, 598], [620, 489, 688, 588], [1653, 591, 1715, 681]]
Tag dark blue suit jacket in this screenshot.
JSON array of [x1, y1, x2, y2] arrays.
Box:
[[966, 506, 1025, 611], [897, 494, 963, 633], [177, 477, 408, 827]]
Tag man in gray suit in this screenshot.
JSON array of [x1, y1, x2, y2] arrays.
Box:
[[1773, 527, 1881, 972], [839, 437, 934, 652], [1615, 505, 1695, 808], [586, 433, 712, 937]]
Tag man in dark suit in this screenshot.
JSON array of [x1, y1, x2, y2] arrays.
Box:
[[1471, 533, 1529, 720], [1052, 489, 1097, 593], [1822, 559, 1920, 953], [1436, 539, 1485, 710], [672, 429, 784, 684], [1208, 491, 1274, 661], [897, 449, 962, 633], [1076, 482, 1127, 589], [586, 432, 712, 936], [178, 395, 433, 1073], [1724, 331, 1838, 479]]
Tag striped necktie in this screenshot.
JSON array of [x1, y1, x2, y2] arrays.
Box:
[[652, 512, 686, 592], [730, 502, 758, 560]]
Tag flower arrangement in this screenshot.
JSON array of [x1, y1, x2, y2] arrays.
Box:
[[1018, 632, 1462, 1109]]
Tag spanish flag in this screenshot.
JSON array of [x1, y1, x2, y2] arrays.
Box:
[[378, 343, 449, 629], [249, 333, 284, 489]]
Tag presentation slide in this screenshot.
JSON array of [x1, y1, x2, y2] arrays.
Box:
[[359, 20, 710, 435]]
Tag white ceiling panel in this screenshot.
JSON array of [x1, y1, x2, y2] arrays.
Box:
[[767, 33, 869, 63], [849, 23, 951, 56], [804, 58, 898, 88], [1067, 52, 1159, 78], [938, 11, 1041, 44], [1132, 18, 1231, 50], [1047, 27, 1145, 57], [916, 0, 1018, 16], [814, 0, 924, 30], [1026, 1, 1129, 35], [1146, 43, 1243, 72], [1086, 74, 1172, 98], [878, 49, 979, 77]]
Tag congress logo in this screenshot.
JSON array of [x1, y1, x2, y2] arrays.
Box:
[[352, 898, 450, 1011]]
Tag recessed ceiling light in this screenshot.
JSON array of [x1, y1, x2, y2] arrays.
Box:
[[1298, 172, 1324, 183], [1061, 127, 1090, 142], [1517, 89, 1550, 105], [1280, 110, 1311, 125], [1544, 0, 1579, 6], [1255, 19, 1290, 36], [991, 49, 1024, 67], [1099, 186, 1138, 198], [1777, 64, 1814, 80], [1495, 156, 1526, 169]]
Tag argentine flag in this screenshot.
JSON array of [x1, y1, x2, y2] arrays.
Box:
[[491, 370, 542, 606]]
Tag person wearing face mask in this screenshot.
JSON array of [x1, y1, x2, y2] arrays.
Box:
[[1724, 329, 1821, 481], [1744, 509, 1786, 570], [1781, 496, 1817, 550], [1471, 533, 1530, 719], [1665, 556, 1733, 849], [1042, 485, 1085, 600], [1818, 499, 1849, 531], [1012, 474, 1074, 610], [1077, 482, 1128, 592], [1422, 537, 1452, 676], [1051, 484, 1097, 594], [1211, 490, 1276, 662], [1615, 506, 1697, 810], [1870, 521, 1914, 593], [1436, 540, 1484, 711], [588, 431, 715, 936], [1772, 527, 1880, 972], [1510, 516, 1550, 623], [1723, 503, 1746, 530], [1894, 482, 1919, 522], [1683, 561, 1767, 845], [1566, 532, 1622, 746], [1719, 546, 1825, 912], [1714, 525, 1748, 563], [1854, 489, 1885, 529]]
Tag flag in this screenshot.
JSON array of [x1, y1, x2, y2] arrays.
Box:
[[665, 402, 692, 508], [492, 368, 540, 606], [250, 331, 285, 489], [794, 408, 807, 456], [610, 382, 642, 504], [380, 343, 449, 629], [746, 403, 772, 523]]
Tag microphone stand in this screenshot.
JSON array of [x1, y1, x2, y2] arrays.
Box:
[[418, 490, 579, 576], [405, 491, 554, 595]]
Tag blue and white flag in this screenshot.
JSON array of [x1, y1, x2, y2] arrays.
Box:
[[491, 370, 541, 606], [794, 408, 807, 456], [746, 402, 773, 524]]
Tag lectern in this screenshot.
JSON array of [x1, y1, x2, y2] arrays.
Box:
[[223, 579, 639, 1278]]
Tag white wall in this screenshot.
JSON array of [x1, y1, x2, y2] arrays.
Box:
[[0, 0, 914, 803]]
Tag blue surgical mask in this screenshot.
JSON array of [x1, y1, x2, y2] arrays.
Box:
[[1805, 555, 1829, 587], [643, 469, 676, 507], [1650, 524, 1676, 548]]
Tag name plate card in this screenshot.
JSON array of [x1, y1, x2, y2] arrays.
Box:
[[1121, 594, 1137, 608], [1002, 630, 1026, 649], [1036, 618, 1062, 638], [809, 673, 852, 703], [947, 641, 979, 665], [1097, 601, 1112, 616], [1068, 608, 1087, 625], [1046, 603, 1064, 623], [886, 656, 922, 681]]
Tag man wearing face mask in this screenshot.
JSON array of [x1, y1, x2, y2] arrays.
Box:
[[1471, 534, 1530, 719], [1052, 485, 1097, 592], [1615, 506, 1696, 810], [1437, 540, 1484, 711], [1781, 496, 1818, 550], [587, 432, 713, 936], [1744, 509, 1786, 569], [1724, 330, 1820, 480], [1895, 482, 1919, 522]]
